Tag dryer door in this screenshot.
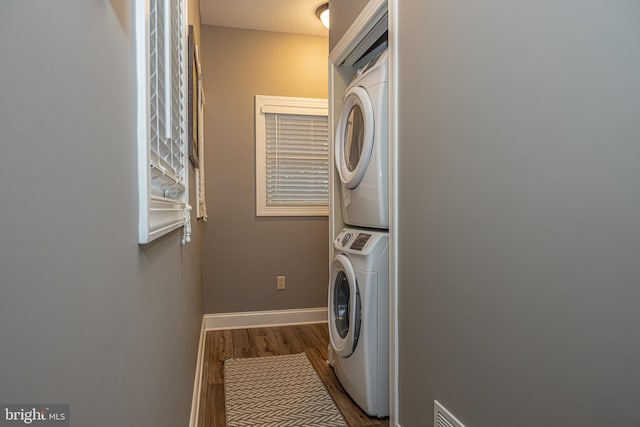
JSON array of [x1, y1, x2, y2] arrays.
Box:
[[328, 254, 361, 357], [335, 86, 375, 190]]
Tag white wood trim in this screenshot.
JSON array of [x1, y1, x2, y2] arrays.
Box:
[[328, 63, 337, 266], [204, 307, 328, 331], [329, 0, 388, 67], [136, 0, 190, 244], [254, 95, 329, 217], [328, 0, 397, 423], [135, 0, 151, 244], [388, 0, 399, 425], [188, 317, 205, 427]]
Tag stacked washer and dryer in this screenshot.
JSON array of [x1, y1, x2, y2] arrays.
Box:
[[328, 49, 390, 418]]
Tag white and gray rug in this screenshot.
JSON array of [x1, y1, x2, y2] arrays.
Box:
[[224, 353, 347, 427]]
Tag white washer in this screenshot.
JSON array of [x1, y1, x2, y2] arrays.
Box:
[[335, 50, 389, 229], [328, 227, 389, 417]]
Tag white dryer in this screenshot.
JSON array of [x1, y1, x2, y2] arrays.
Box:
[[328, 227, 389, 417], [335, 50, 389, 229]]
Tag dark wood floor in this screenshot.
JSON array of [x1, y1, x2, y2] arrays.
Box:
[[197, 323, 389, 427]]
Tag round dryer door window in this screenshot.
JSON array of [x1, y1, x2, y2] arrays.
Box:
[[335, 86, 375, 190], [345, 105, 365, 173], [328, 254, 361, 357]]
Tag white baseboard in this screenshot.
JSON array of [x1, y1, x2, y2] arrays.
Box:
[[188, 317, 206, 427], [204, 307, 328, 331]]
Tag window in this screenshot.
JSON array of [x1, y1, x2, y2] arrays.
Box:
[[255, 95, 329, 217], [135, 0, 191, 244]]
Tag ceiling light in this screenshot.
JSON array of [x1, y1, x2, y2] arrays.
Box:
[[316, 3, 329, 30]]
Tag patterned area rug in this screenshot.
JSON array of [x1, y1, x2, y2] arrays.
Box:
[[224, 353, 347, 427]]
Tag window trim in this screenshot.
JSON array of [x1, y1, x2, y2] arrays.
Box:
[[255, 95, 329, 217], [135, 0, 190, 244]]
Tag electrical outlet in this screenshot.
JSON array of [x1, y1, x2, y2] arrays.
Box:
[[277, 276, 286, 290]]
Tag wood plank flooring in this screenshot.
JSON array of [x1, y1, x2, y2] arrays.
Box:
[[197, 323, 389, 427]]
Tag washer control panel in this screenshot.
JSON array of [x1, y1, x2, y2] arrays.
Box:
[[340, 232, 354, 247], [350, 233, 372, 251], [335, 229, 375, 252]]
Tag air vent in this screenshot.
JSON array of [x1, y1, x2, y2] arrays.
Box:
[[434, 400, 466, 427]]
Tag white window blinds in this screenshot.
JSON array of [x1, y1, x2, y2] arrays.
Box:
[[149, 0, 186, 199], [265, 113, 329, 206], [255, 96, 329, 216], [136, 0, 191, 244]]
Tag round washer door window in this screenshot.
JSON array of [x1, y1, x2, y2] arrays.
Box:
[[335, 86, 374, 190], [334, 270, 351, 339], [328, 254, 361, 357]]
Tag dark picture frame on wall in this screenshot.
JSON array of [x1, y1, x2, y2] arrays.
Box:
[[188, 25, 199, 168]]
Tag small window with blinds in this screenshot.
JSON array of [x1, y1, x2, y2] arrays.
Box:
[[135, 0, 191, 244], [255, 95, 329, 216]]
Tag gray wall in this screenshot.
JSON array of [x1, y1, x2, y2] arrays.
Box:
[[200, 26, 329, 314], [0, 2, 203, 426], [398, 1, 640, 426], [328, 0, 370, 51]]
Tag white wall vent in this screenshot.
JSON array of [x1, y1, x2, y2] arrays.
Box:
[[434, 400, 466, 427]]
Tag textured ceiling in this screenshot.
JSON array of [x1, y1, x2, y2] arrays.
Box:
[[199, 0, 329, 37]]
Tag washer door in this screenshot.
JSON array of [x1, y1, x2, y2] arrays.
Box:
[[335, 86, 375, 190], [328, 254, 361, 357]]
